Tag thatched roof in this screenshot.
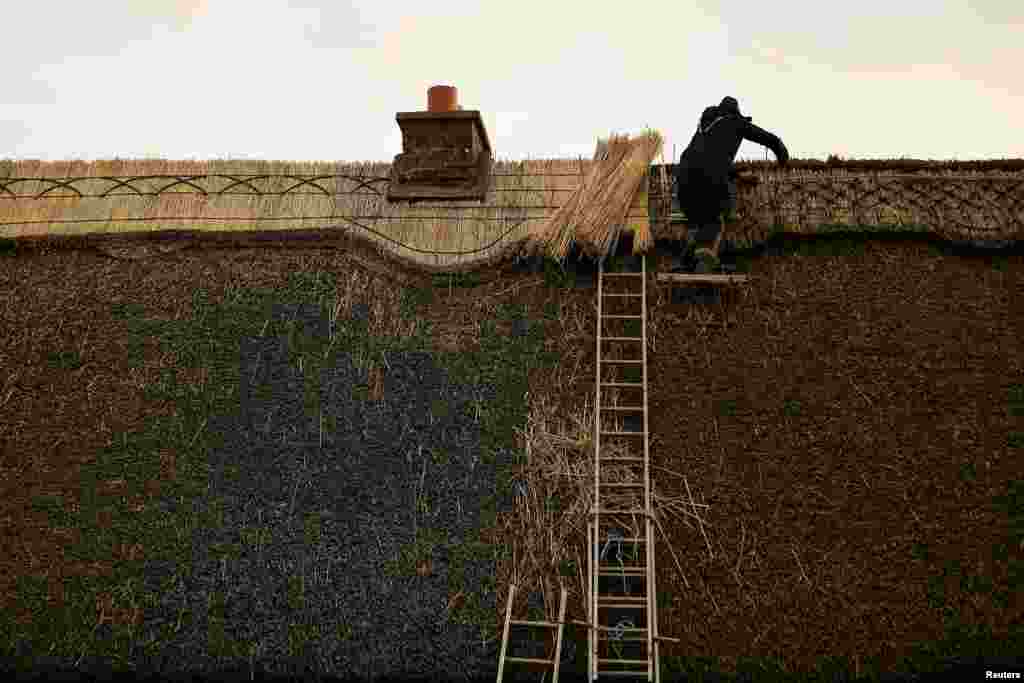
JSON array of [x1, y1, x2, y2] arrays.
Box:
[[0, 155, 656, 272]]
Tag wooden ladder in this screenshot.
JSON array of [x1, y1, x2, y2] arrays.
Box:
[[589, 253, 660, 681], [497, 582, 569, 682]]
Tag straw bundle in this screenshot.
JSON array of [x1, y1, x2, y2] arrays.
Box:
[[525, 129, 662, 261]]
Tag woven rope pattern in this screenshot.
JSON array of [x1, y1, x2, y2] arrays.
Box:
[[650, 169, 1024, 246]]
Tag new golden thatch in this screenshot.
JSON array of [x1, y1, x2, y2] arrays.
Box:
[[522, 128, 662, 262], [0, 158, 589, 272]]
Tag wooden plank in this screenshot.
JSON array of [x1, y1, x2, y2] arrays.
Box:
[[659, 272, 749, 282]]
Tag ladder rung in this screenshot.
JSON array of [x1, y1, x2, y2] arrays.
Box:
[[598, 568, 647, 576], [598, 659, 652, 666], [599, 382, 644, 388], [600, 431, 645, 436], [598, 663, 651, 675], [602, 272, 644, 277], [596, 494, 645, 503], [598, 455, 645, 462], [599, 359, 643, 364], [595, 537, 647, 545], [598, 499, 643, 509], [595, 671, 652, 678], [602, 293, 643, 298], [600, 314, 644, 319], [570, 620, 656, 634], [598, 597, 648, 606], [600, 406, 644, 411], [593, 626, 648, 634], [601, 337, 642, 342], [599, 482, 646, 489], [595, 636, 649, 643], [504, 657, 555, 665]]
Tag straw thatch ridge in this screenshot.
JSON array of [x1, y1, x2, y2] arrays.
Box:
[[3, 157, 1022, 274], [647, 165, 1024, 249]]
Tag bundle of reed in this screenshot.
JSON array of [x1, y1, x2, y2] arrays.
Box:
[[582, 128, 661, 256], [518, 144, 610, 261], [522, 129, 662, 262], [521, 134, 630, 261]]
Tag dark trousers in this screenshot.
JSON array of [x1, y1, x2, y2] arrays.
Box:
[[677, 177, 736, 252]]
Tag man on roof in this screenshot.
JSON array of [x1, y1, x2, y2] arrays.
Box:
[[674, 96, 789, 273]]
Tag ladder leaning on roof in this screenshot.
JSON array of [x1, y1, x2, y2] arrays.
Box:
[[587, 252, 667, 681], [497, 246, 687, 683]]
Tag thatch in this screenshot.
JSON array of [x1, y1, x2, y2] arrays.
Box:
[[5, 154, 1019, 273], [645, 165, 1024, 250], [0, 158, 632, 271], [520, 129, 662, 262]]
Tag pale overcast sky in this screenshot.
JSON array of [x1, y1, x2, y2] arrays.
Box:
[[4, 0, 1021, 164]]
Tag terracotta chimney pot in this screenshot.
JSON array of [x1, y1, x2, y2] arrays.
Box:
[[428, 85, 458, 113]]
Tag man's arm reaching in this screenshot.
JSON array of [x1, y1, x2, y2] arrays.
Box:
[[742, 121, 789, 165]]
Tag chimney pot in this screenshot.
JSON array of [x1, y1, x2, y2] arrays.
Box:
[[428, 85, 458, 113]]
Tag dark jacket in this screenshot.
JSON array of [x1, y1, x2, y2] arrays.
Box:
[[677, 96, 788, 194]]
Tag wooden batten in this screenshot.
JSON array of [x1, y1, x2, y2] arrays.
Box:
[[655, 273, 750, 284]]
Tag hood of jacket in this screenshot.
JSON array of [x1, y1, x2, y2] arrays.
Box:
[[718, 96, 741, 117], [698, 96, 752, 135]]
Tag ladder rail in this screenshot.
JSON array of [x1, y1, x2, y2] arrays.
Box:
[[591, 258, 603, 682], [641, 254, 660, 683]]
